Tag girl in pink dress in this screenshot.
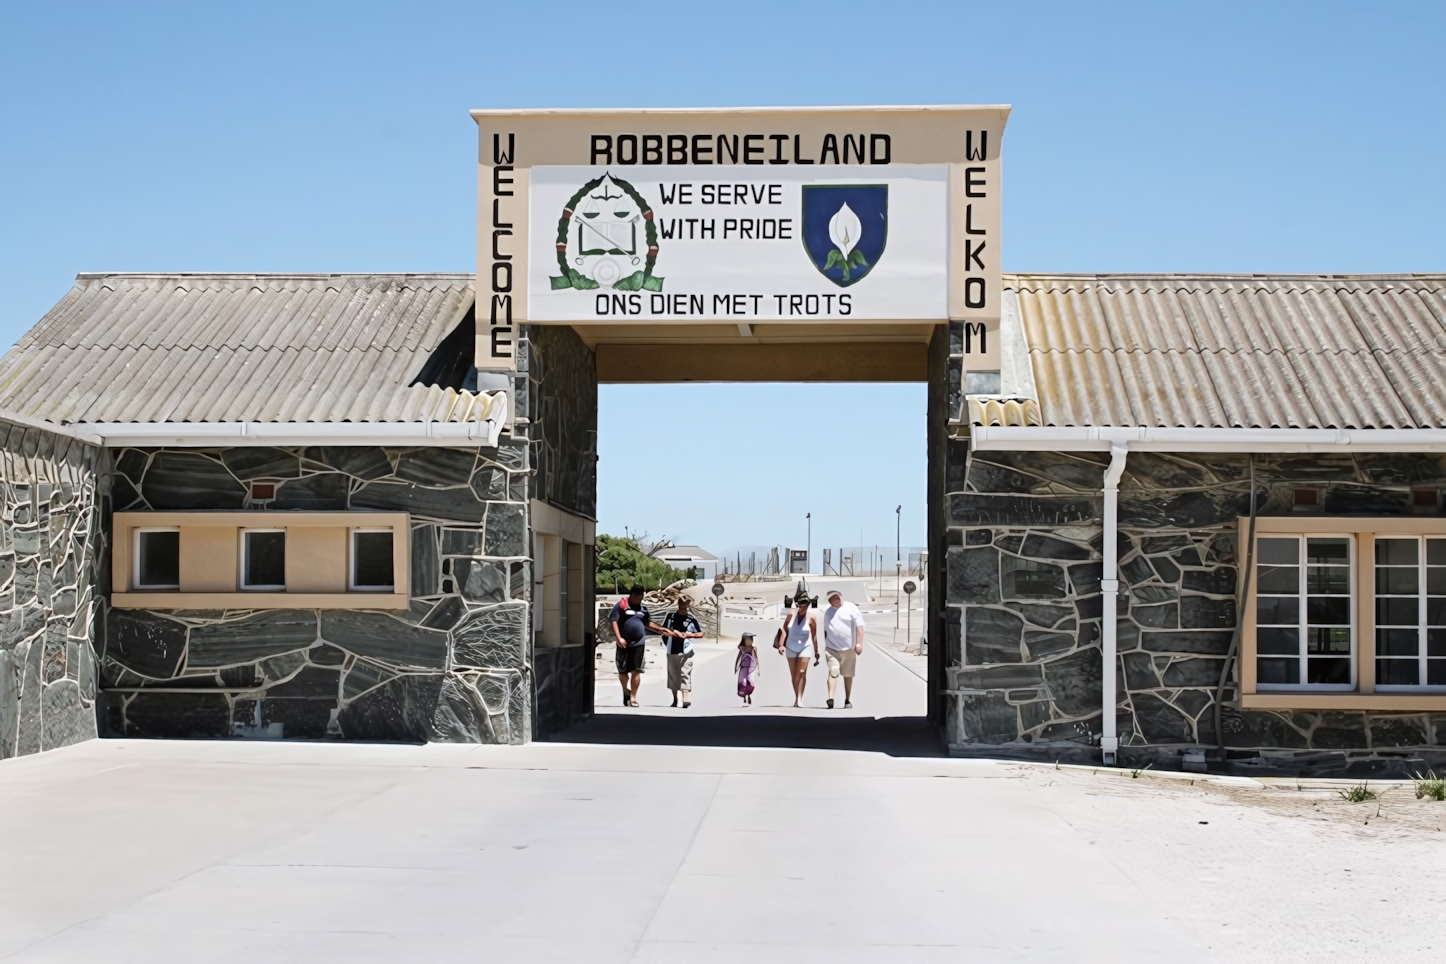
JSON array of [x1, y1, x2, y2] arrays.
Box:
[[735, 632, 760, 706]]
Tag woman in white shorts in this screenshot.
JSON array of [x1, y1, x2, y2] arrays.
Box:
[[776, 590, 819, 707]]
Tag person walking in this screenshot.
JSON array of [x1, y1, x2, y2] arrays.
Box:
[[609, 585, 673, 707], [776, 588, 819, 707], [735, 632, 760, 706], [660, 595, 703, 708], [821, 589, 866, 709]]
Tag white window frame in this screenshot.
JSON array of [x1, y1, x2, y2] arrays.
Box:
[[239, 528, 287, 591], [133, 526, 181, 590], [348, 528, 396, 592], [1255, 532, 1356, 692], [1373, 534, 1446, 693]]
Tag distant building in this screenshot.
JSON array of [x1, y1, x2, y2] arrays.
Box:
[[654, 545, 718, 581]]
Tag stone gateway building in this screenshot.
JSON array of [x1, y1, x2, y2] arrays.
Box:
[[2, 271, 1445, 777]]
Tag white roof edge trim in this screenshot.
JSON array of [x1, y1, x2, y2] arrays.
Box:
[[972, 425, 1446, 454]]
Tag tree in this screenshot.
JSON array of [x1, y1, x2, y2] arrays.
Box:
[[595, 534, 690, 594]]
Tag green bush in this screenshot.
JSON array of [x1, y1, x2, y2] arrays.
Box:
[[595, 534, 690, 593]]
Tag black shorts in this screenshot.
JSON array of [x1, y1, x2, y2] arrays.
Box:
[[615, 644, 645, 674]]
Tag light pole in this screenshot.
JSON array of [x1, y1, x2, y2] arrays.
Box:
[[895, 505, 901, 629], [806, 512, 811, 574]]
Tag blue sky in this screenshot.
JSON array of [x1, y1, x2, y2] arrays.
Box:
[[3, 1, 1443, 558]]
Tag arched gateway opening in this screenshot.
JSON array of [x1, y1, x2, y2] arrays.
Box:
[[480, 107, 1008, 754]]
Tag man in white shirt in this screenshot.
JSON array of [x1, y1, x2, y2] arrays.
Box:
[[821, 589, 865, 709]]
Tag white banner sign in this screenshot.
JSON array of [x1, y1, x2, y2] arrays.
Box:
[[527, 165, 947, 322]]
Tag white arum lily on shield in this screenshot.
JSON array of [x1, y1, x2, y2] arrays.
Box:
[[824, 202, 869, 282]]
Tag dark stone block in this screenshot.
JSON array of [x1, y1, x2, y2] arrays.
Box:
[[395, 448, 477, 487], [304, 447, 394, 480], [1173, 546, 1203, 568], [420, 595, 465, 630], [958, 692, 1018, 744], [1068, 562, 1103, 596], [259, 650, 308, 682], [1121, 554, 1155, 586], [470, 468, 507, 501], [338, 673, 443, 742], [121, 692, 231, 738], [945, 607, 961, 665], [259, 698, 335, 739], [1206, 534, 1237, 565], [1182, 567, 1237, 595], [975, 450, 1108, 490], [412, 524, 440, 596], [1024, 631, 1075, 660], [273, 473, 351, 510], [1140, 535, 1190, 554], [111, 474, 143, 511], [964, 607, 1024, 664], [1131, 693, 1194, 744], [342, 660, 394, 701], [221, 448, 301, 480], [1122, 651, 1159, 690], [1044, 648, 1102, 717], [1141, 630, 1233, 655], [1120, 488, 1252, 529], [453, 603, 527, 669], [352, 481, 486, 522], [1172, 688, 1211, 720], [1180, 595, 1236, 628], [265, 665, 341, 699], [1002, 557, 1066, 599], [218, 665, 259, 687], [1019, 698, 1053, 734], [1075, 595, 1103, 621], [456, 559, 508, 603], [954, 664, 1043, 690], [1324, 487, 1410, 515], [1370, 716, 1428, 745], [945, 439, 970, 493], [946, 546, 998, 605], [1132, 602, 1178, 629], [1150, 555, 1181, 584], [141, 452, 246, 510], [1161, 657, 1226, 687], [116, 449, 147, 482], [41, 679, 95, 750], [1034, 716, 1100, 743], [1269, 455, 1359, 481], [310, 644, 348, 666], [964, 528, 992, 546], [1122, 453, 1215, 489], [1020, 533, 1092, 561], [485, 502, 526, 556], [1356, 453, 1446, 486], [1131, 584, 1178, 604], [441, 527, 486, 556], [965, 460, 1039, 495], [107, 611, 186, 678], [320, 611, 448, 669], [188, 611, 319, 667], [994, 534, 1023, 554], [1311, 713, 1367, 749], [431, 676, 492, 742], [951, 493, 1096, 527], [1009, 602, 1074, 629]]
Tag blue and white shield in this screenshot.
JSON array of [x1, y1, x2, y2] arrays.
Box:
[[801, 185, 888, 287]]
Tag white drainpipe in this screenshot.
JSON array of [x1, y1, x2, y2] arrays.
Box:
[[1100, 443, 1129, 766]]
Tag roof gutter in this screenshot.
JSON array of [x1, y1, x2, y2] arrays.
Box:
[[60, 416, 506, 449], [972, 425, 1446, 453]]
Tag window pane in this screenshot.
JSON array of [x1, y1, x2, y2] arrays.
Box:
[[1429, 540, 1446, 566], [244, 531, 286, 588], [1257, 658, 1299, 684], [1307, 658, 1351, 685], [1376, 538, 1418, 565], [1429, 568, 1446, 595], [1428, 628, 1446, 658], [1306, 627, 1351, 655], [1378, 659, 1420, 686], [1429, 598, 1446, 625], [1257, 538, 1299, 565], [137, 530, 179, 588], [1429, 661, 1446, 686], [1376, 627, 1419, 656], [1257, 566, 1299, 594], [1256, 596, 1299, 625], [1376, 566, 1420, 596], [353, 531, 395, 588], [1307, 597, 1350, 625], [1307, 566, 1350, 595], [1376, 597, 1419, 626], [1257, 627, 1299, 655], [1306, 538, 1350, 563]]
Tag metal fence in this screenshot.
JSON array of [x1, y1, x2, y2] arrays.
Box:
[[717, 545, 927, 579]]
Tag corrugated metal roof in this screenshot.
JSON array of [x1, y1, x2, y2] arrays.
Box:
[[0, 274, 500, 425], [1005, 274, 1446, 430]]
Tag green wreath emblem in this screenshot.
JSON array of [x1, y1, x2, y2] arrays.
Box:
[[550, 175, 664, 292]]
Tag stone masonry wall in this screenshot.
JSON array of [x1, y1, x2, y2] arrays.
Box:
[[520, 324, 598, 738], [943, 443, 1446, 777], [0, 424, 105, 758], [100, 443, 531, 744]]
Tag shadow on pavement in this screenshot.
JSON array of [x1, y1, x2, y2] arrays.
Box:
[[549, 713, 946, 758]]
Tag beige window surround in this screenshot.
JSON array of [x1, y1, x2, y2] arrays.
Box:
[[112, 511, 410, 610], [1240, 516, 1446, 711]]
